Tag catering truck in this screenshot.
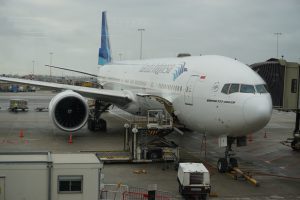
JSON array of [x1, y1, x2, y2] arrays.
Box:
[[177, 163, 211, 199]]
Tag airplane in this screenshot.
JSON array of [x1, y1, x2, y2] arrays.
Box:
[[0, 11, 272, 173]]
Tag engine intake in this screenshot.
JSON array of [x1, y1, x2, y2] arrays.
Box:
[[49, 90, 88, 132]]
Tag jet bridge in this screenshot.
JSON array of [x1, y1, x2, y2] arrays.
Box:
[[251, 58, 300, 150]]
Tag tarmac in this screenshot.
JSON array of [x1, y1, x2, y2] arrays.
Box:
[[0, 91, 300, 199]]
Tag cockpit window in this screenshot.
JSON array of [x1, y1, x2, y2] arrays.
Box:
[[221, 84, 230, 94], [229, 84, 240, 94], [221, 83, 269, 94], [255, 84, 268, 93], [240, 84, 255, 93]]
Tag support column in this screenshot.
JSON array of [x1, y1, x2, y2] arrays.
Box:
[[291, 64, 300, 150], [293, 109, 300, 134], [132, 127, 138, 160], [124, 123, 130, 151]]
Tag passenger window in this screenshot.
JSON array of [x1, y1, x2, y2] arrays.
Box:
[[240, 84, 255, 93], [229, 84, 240, 94], [255, 84, 267, 93], [221, 84, 230, 94]]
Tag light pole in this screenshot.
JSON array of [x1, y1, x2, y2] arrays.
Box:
[[49, 52, 53, 80], [274, 32, 282, 59], [119, 53, 123, 61], [138, 28, 145, 60], [32, 60, 35, 77]]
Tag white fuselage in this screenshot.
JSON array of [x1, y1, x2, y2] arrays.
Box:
[[98, 55, 272, 137]]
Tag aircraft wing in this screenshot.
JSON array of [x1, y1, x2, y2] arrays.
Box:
[[0, 77, 131, 106]]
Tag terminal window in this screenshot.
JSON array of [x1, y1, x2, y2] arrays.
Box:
[[58, 176, 83, 193], [291, 79, 298, 93]]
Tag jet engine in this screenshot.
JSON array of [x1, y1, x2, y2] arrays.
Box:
[[49, 90, 89, 132]]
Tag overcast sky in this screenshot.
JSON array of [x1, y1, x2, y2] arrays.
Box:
[[0, 0, 299, 75]]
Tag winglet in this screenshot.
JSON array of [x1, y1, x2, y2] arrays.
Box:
[[98, 11, 112, 65]]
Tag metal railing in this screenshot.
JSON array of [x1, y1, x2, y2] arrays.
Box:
[[100, 184, 129, 200], [123, 187, 176, 200], [100, 184, 178, 200]]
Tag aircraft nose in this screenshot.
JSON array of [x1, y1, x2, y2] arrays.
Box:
[[243, 95, 272, 129]]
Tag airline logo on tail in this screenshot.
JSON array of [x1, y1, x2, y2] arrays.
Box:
[[98, 11, 112, 65]]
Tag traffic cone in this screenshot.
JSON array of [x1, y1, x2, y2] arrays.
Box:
[[19, 129, 24, 138], [264, 131, 267, 138], [68, 134, 73, 144], [248, 133, 252, 142]]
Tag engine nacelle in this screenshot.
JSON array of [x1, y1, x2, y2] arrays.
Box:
[[49, 90, 89, 132]]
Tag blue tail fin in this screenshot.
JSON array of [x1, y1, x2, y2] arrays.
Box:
[[98, 11, 112, 65]]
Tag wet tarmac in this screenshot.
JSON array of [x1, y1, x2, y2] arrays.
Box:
[[0, 91, 300, 199]]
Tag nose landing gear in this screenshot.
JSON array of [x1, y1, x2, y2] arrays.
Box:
[[217, 137, 239, 173], [291, 137, 300, 151]]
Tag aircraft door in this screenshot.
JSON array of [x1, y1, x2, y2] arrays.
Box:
[[184, 75, 198, 105]]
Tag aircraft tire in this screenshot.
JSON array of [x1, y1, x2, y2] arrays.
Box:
[[217, 158, 228, 173], [178, 184, 182, 194], [291, 140, 300, 151], [229, 157, 238, 168], [99, 119, 107, 131], [201, 193, 208, 200], [87, 119, 95, 131]]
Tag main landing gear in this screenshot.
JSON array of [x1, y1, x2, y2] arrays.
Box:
[[217, 137, 239, 173], [87, 100, 110, 131]]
